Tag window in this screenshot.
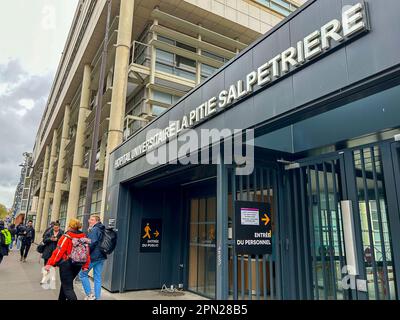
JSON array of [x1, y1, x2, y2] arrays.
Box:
[[76, 181, 103, 222], [152, 105, 167, 116], [158, 35, 175, 46], [59, 200, 67, 230], [202, 51, 227, 63], [176, 41, 196, 53], [153, 90, 179, 105], [201, 64, 218, 81], [156, 49, 196, 82], [254, 0, 298, 16]]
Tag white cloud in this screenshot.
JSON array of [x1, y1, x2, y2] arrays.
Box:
[[0, 1, 77, 208], [19, 99, 35, 110]]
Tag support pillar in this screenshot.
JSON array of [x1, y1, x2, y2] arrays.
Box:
[[41, 129, 58, 232], [66, 64, 92, 222], [216, 149, 229, 300], [51, 105, 71, 222], [35, 145, 50, 232], [100, 0, 135, 220], [196, 26, 202, 85]]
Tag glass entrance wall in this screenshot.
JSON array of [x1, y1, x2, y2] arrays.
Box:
[[188, 196, 216, 298], [305, 162, 347, 300], [353, 146, 397, 300], [227, 165, 281, 300]]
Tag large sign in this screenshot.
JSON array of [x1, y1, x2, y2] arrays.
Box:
[[115, 2, 370, 170], [235, 201, 272, 255], [140, 218, 162, 253]]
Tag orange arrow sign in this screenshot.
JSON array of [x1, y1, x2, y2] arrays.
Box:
[[261, 214, 270, 226], [154, 230, 159, 238]]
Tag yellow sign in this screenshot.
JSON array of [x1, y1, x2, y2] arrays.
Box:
[[154, 230, 159, 238], [143, 223, 151, 239], [261, 213, 270, 226]]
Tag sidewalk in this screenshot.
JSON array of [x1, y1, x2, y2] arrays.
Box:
[[0, 245, 206, 300]]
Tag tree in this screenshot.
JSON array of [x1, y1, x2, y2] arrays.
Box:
[[0, 203, 9, 220]]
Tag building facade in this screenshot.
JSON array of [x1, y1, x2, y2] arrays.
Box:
[[104, 0, 400, 300], [30, 0, 303, 235], [11, 152, 33, 226]]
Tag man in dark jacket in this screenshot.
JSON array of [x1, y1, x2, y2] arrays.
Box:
[[42, 221, 56, 240], [20, 220, 35, 262], [16, 222, 26, 250], [79, 215, 106, 300], [42, 222, 63, 265]]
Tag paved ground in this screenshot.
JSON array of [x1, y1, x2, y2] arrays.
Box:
[[0, 245, 206, 300]]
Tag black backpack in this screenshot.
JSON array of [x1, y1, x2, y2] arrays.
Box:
[[99, 228, 117, 255], [0, 232, 5, 246]]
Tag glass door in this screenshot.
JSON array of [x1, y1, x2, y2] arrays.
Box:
[[351, 145, 397, 299], [188, 196, 216, 298], [294, 157, 347, 300]]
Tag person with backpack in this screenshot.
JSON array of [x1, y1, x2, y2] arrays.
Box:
[[45, 218, 90, 300], [42, 222, 63, 265], [0, 221, 12, 264], [7, 224, 16, 250], [20, 220, 35, 262], [79, 214, 107, 300]]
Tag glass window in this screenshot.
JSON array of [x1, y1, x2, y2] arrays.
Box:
[[153, 91, 172, 104], [188, 196, 216, 299], [176, 41, 196, 53], [156, 49, 174, 65], [176, 55, 196, 71], [158, 35, 175, 46], [201, 64, 218, 81], [153, 90, 180, 105], [202, 51, 226, 63], [152, 105, 167, 116], [254, 0, 298, 17]]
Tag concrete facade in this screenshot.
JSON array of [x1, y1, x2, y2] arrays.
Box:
[[28, 0, 301, 232]]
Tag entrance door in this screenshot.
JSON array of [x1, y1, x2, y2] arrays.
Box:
[[188, 196, 217, 298], [291, 140, 400, 300]]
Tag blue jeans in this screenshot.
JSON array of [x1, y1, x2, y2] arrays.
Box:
[[79, 260, 105, 300]]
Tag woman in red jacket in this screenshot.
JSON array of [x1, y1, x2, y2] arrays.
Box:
[[45, 218, 90, 300]]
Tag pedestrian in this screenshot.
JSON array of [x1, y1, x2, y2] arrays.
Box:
[[44, 218, 90, 300], [8, 224, 16, 250], [79, 215, 107, 300], [20, 220, 35, 262], [42, 221, 56, 240], [42, 222, 63, 265], [0, 221, 12, 264], [16, 222, 26, 250]]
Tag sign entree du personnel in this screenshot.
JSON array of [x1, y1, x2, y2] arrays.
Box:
[[235, 201, 272, 255]]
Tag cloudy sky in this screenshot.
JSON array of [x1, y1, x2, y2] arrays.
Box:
[[0, 1, 78, 208]]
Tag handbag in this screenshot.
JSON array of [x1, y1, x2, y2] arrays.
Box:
[[36, 242, 46, 254], [40, 267, 56, 290]]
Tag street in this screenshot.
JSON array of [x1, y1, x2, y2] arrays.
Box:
[[0, 244, 205, 300]]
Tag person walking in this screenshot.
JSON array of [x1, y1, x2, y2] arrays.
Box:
[[42, 222, 63, 265], [0, 221, 12, 264], [42, 221, 56, 240], [45, 218, 90, 300], [7, 224, 16, 250], [16, 222, 26, 251], [20, 220, 35, 262], [79, 215, 107, 300]]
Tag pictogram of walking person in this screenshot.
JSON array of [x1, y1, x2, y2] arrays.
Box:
[[143, 223, 151, 239]]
